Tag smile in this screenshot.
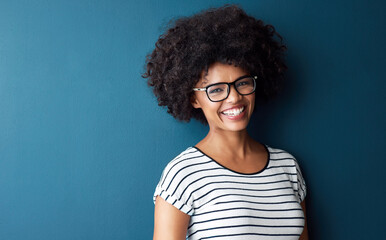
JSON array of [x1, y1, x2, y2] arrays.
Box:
[[221, 106, 245, 116]]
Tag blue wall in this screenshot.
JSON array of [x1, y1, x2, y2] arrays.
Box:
[[0, 0, 385, 239]]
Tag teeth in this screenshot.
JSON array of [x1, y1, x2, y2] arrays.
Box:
[[222, 107, 244, 116]]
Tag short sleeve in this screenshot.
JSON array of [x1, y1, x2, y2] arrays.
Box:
[[294, 159, 307, 203], [153, 179, 194, 215], [153, 150, 196, 216]]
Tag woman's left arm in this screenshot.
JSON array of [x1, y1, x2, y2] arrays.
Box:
[[299, 200, 309, 240]]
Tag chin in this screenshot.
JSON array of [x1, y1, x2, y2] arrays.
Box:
[[224, 122, 250, 132], [218, 114, 251, 132]]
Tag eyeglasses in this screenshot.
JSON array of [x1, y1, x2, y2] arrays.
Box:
[[193, 75, 257, 102]]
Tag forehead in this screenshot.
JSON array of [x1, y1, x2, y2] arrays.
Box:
[[198, 63, 248, 86]]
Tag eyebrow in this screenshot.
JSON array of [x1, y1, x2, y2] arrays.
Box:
[[200, 77, 209, 87], [201, 74, 251, 87]]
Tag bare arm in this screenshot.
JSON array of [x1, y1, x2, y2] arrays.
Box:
[[299, 200, 309, 240], [153, 196, 190, 240]]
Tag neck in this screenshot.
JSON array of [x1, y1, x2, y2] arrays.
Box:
[[196, 128, 255, 158]]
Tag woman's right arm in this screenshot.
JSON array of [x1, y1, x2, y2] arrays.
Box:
[[153, 196, 190, 240]]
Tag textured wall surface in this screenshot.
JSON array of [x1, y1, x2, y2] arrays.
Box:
[[0, 0, 385, 239]]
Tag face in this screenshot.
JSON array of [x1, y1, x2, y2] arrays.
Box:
[[191, 62, 255, 132]]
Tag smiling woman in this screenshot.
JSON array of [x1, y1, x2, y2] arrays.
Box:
[[191, 63, 256, 133], [143, 4, 309, 240]]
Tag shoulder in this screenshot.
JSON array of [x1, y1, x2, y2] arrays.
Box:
[[267, 145, 298, 163], [161, 147, 205, 175], [158, 147, 209, 187], [266, 145, 303, 173]]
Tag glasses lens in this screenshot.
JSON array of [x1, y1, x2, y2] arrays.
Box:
[[235, 77, 255, 95], [207, 83, 228, 101]]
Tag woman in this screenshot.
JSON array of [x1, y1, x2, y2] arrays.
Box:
[[143, 5, 309, 240]]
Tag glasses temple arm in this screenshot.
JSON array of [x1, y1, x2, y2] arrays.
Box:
[[192, 88, 207, 91]]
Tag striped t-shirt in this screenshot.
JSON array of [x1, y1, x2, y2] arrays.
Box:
[[154, 144, 307, 240]]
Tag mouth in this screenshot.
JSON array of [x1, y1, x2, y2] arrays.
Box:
[[221, 106, 245, 117]]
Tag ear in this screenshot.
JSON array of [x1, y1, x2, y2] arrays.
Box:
[[190, 94, 201, 109]]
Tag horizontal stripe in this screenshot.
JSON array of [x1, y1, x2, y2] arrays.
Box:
[[196, 206, 302, 215], [189, 215, 305, 229], [194, 193, 296, 210], [267, 165, 296, 169], [193, 186, 294, 202], [201, 232, 301, 239], [194, 206, 302, 217], [213, 199, 299, 206], [269, 157, 295, 161], [189, 223, 304, 238], [269, 151, 289, 154]]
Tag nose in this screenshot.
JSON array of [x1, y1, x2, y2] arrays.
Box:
[[226, 85, 242, 103]]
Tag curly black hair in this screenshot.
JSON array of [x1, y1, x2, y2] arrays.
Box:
[[143, 4, 287, 124]]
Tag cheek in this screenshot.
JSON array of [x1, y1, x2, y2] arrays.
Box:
[[199, 101, 222, 117], [206, 103, 222, 114], [247, 94, 256, 113]]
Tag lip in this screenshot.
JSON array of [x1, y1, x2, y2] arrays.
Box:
[[222, 109, 246, 120], [220, 104, 245, 113], [220, 104, 247, 120]]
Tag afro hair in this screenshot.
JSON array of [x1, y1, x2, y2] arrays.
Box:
[[143, 4, 287, 124]]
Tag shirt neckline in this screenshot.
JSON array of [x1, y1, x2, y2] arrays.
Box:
[[192, 144, 270, 175]]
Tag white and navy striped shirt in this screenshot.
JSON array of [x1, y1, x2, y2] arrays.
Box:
[[154, 145, 307, 240]]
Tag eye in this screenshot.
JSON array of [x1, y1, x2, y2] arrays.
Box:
[[209, 88, 224, 94], [236, 78, 253, 88], [207, 83, 227, 95]]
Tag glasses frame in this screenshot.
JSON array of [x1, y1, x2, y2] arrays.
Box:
[[192, 75, 258, 102]]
